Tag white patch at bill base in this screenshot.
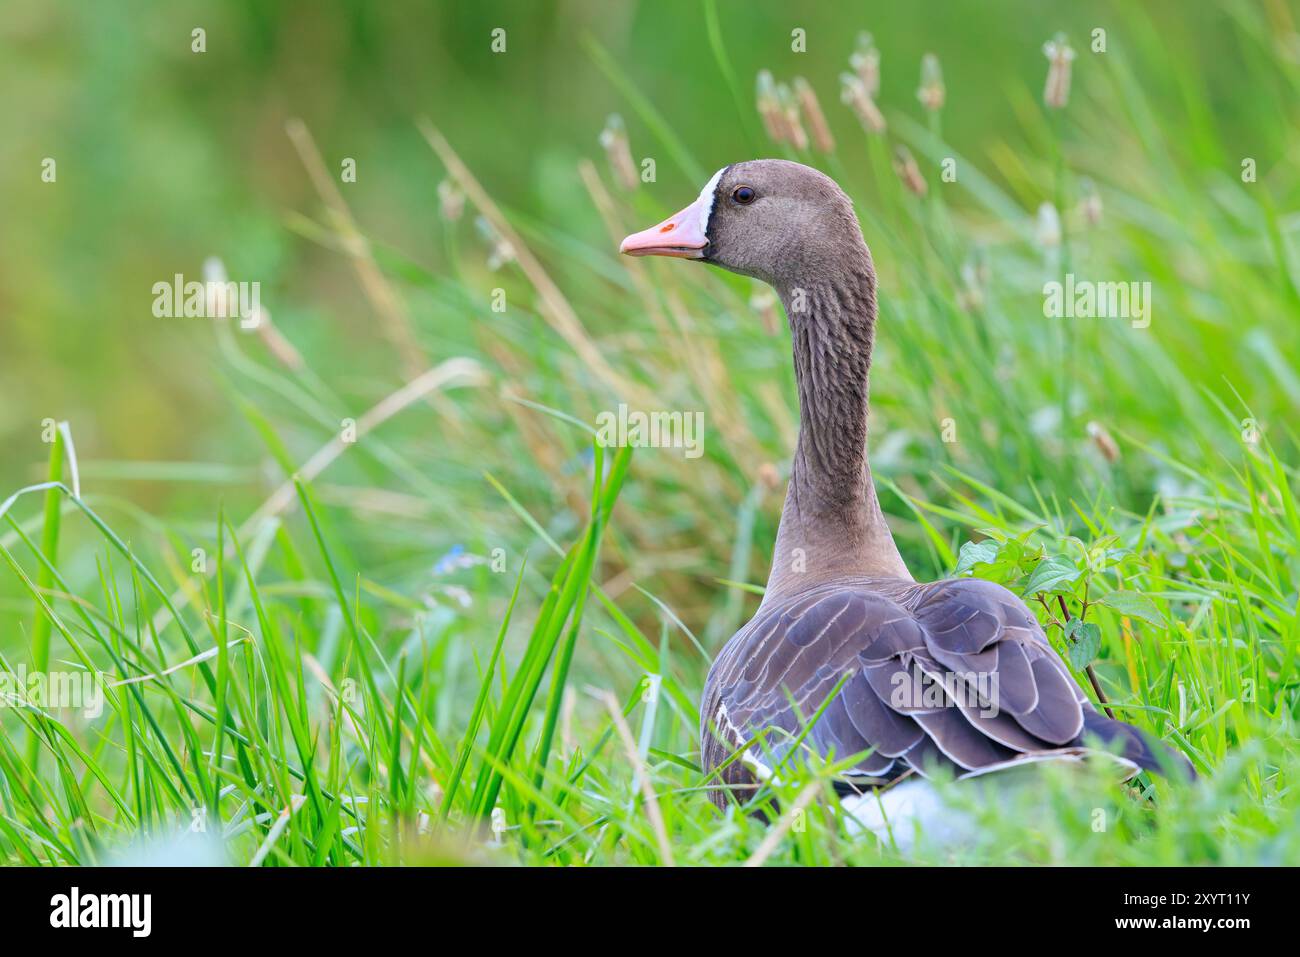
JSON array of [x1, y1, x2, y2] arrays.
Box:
[[688, 166, 726, 238]]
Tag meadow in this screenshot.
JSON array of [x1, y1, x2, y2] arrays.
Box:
[[1, 0, 1298, 865]]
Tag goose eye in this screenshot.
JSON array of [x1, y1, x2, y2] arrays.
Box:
[[731, 185, 756, 205]]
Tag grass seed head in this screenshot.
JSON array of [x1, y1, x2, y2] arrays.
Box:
[[893, 145, 927, 196], [775, 82, 808, 150], [756, 69, 785, 142], [475, 215, 516, 270], [1043, 33, 1076, 109], [840, 72, 887, 134], [599, 113, 639, 191], [917, 53, 945, 112], [793, 77, 835, 152], [1086, 421, 1121, 463], [850, 32, 881, 99]]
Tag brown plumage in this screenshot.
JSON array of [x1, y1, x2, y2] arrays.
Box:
[[621, 159, 1192, 814]]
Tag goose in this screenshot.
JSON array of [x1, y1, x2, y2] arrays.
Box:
[[620, 159, 1193, 839]]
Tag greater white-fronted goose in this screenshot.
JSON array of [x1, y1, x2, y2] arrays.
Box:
[[620, 159, 1192, 822]]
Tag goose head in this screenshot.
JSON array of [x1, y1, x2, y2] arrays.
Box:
[[619, 159, 866, 288]]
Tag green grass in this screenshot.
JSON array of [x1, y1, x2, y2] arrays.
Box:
[[1, 1, 1298, 865]]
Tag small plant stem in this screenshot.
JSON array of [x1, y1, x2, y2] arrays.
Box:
[[1056, 595, 1115, 719], [1084, 666, 1116, 720]]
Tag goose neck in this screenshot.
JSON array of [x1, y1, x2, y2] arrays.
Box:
[[763, 263, 911, 599]]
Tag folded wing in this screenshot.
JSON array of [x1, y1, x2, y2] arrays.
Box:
[[702, 577, 1187, 804]]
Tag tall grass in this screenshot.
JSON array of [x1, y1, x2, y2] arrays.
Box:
[[0, 2, 1297, 865]]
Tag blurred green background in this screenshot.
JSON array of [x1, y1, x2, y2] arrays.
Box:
[[6, 0, 1295, 504]]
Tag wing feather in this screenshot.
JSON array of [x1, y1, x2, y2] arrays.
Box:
[[701, 576, 1184, 810]]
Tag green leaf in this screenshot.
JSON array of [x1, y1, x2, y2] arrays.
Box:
[[954, 539, 1000, 576], [1066, 620, 1102, 670], [1022, 555, 1082, 596], [1097, 590, 1164, 625]]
